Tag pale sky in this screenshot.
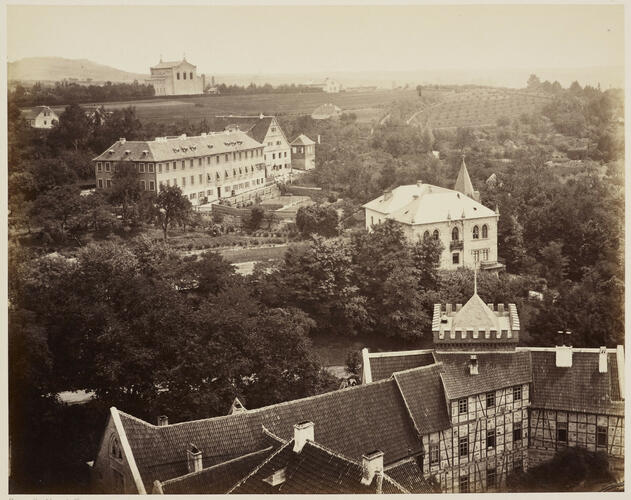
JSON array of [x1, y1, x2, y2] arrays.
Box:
[[6, 3, 625, 75]]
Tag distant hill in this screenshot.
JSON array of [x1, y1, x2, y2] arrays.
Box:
[[8, 57, 149, 83]]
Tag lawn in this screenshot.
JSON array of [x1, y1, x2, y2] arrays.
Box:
[[37, 89, 418, 124]]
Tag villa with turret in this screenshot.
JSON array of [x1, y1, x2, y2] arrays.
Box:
[[362, 158, 502, 270]]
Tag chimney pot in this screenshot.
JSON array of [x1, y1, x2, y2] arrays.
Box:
[[157, 415, 168, 426], [293, 421, 314, 453], [599, 346, 608, 373], [119, 137, 126, 144], [361, 450, 384, 486]]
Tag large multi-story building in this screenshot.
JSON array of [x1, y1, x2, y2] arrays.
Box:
[[211, 115, 293, 182], [362, 158, 501, 271], [147, 57, 205, 96], [91, 285, 624, 494], [93, 130, 266, 204]]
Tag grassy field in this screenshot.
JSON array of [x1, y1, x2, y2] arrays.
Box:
[[39, 89, 418, 124]]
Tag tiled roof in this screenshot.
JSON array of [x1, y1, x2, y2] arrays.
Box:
[[159, 446, 276, 494], [434, 351, 532, 400], [92, 130, 262, 162], [529, 350, 624, 416], [393, 364, 451, 435], [230, 440, 408, 494], [291, 134, 315, 146], [22, 105, 55, 120], [210, 116, 279, 144], [385, 458, 434, 493], [369, 351, 435, 381], [117, 378, 421, 491], [362, 183, 496, 225]]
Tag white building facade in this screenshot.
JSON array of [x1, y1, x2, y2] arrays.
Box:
[[24, 105, 59, 128], [147, 58, 204, 96], [362, 161, 500, 270]]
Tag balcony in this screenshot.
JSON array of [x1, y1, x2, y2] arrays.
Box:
[[450, 240, 464, 251]]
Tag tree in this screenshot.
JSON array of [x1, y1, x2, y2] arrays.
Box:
[[295, 204, 339, 238], [538, 240, 568, 289], [107, 162, 142, 223], [244, 206, 265, 232], [411, 235, 443, 290], [527, 74, 541, 90], [455, 127, 475, 153], [31, 185, 82, 236], [49, 103, 90, 151]]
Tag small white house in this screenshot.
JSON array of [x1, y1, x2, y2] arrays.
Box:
[[24, 105, 59, 129]]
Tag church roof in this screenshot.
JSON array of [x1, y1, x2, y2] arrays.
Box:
[[362, 182, 495, 225], [454, 157, 476, 199], [151, 59, 195, 70], [452, 293, 500, 331]]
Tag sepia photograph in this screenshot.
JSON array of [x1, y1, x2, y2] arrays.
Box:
[[3, 1, 628, 496]]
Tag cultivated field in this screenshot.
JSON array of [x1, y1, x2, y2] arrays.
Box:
[[409, 89, 553, 129], [33, 89, 419, 124]]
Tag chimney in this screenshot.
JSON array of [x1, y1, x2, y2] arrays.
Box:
[[317, 134, 321, 144], [416, 179, 423, 187], [119, 137, 126, 144], [259, 113, 264, 119], [555, 345, 573, 368], [157, 415, 168, 426], [469, 354, 479, 375], [361, 450, 384, 486], [187, 444, 202, 473], [383, 190, 393, 201], [599, 346, 608, 373], [293, 421, 314, 453]]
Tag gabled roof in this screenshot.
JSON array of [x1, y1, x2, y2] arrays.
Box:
[[22, 105, 57, 120], [92, 130, 262, 162], [362, 182, 496, 225], [528, 350, 624, 416], [230, 440, 408, 494], [159, 445, 277, 494], [210, 115, 288, 145], [291, 134, 315, 146], [368, 350, 435, 382], [454, 156, 476, 199], [434, 351, 532, 400], [393, 363, 451, 435], [385, 458, 435, 493], [116, 378, 422, 491], [452, 293, 500, 331]]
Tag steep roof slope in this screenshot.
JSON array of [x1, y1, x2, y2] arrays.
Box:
[[434, 351, 532, 400], [117, 378, 421, 491], [452, 293, 500, 330], [529, 350, 624, 416], [393, 363, 451, 435], [454, 157, 476, 198], [230, 440, 408, 494], [385, 458, 435, 493]]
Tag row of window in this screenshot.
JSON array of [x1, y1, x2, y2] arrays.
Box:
[[176, 71, 194, 80], [96, 150, 264, 173], [457, 386, 522, 415], [270, 151, 288, 160], [423, 224, 490, 242], [554, 423, 608, 447], [292, 145, 314, 154]]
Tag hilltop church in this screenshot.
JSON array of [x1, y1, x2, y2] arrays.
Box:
[[363, 158, 502, 271]]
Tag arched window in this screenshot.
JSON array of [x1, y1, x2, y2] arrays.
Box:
[[433, 230, 439, 240], [110, 435, 123, 461], [423, 231, 430, 240], [482, 224, 488, 238], [452, 227, 459, 241], [473, 225, 480, 239]]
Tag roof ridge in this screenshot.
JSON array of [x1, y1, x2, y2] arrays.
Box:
[[162, 377, 397, 428], [391, 361, 443, 377], [117, 408, 158, 428], [368, 348, 435, 358], [261, 425, 288, 444], [227, 440, 293, 493], [307, 439, 362, 466], [160, 445, 274, 487], [381, 472, 411, 494]]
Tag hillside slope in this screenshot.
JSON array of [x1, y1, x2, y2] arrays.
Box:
[[8, 57, 148, 83]]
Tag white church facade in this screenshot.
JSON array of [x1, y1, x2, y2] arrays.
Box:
[[147, 57, 205, 96], [362, 158, 501, 271]]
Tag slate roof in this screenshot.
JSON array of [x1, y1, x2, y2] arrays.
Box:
[[159, 445, 276, 494], [434, 351, 532, 400], [385, 458, 435, 493], [92, 130, 262, 163], [529, 350, 624, 416], [362, 182, 496, 225], [369, 351, 435, 381], [117, 378, 421, 492], [230, 440, 408, 494], [393, 363, 451, 435], [454, 157, 476, 198]]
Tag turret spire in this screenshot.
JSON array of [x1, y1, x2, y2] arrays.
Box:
[[454, 155, 476, 200]]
